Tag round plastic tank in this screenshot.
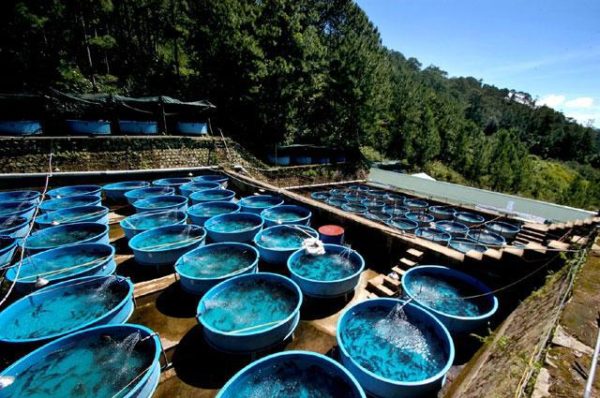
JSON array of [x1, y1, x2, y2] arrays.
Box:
[[254, 225, 318, 265], [485, 221, 520, 240], [261, 205, 311, 227], [383, 205, 409, 217], [179, 181, 220, 198], [402, 266, 498, 333], [385, 193, 405, 205], [152, 177, 192, 193], [449, 238, 487, 254], [35, 205, 109, 228], [387, 217, 418, 232], [0, 275, 134, 345], [0, 120, 42, 136], [120, 210, 187, 240], [0, 190, 41, 203], [341, 203, 367, 214], [124, 186, 175, 205], [39, 195, 101, 213], [119, 120, 158, 135], [192, 174, 229, 188], [345, 194, 363, 204], [367, 190, 387, 200], [404, 198, 429, 210], [190, 189, 236, 205], [217, 351, 366, 398], [287, 244, 365, 298], [0, 323, 161, 398], [415, 227, 451, 245], [319, 225, 345, 245], [0, 201, 36, 220], [467, 229, 506, 247], [46, 185, 102, 199], [0, 236, 17, 267], [239, 195, 284, 214], [197, 272, 302, 352], [5, 243, 116, 293], [362, 199, 385, 211], [337, 298, 455, 398], [23, 222, 110, 253], [177, 121, 208, 135], [132, 194, 188, 213], [327, 197, 347, 208], [0, 216, 29, 241], [66, 119, 111, 135], [434, 220, 469, 238], [175, 242, 259, 295], [455, 211, 485, 227], [429, 206, 456, 220], [366, 209, 392, 222], [405, 212, 435, 227], [204, 212, 263, 243], [128, 224, 206, 266], [310, 191, 330, 201], [103, 181, 150, 202], [187, 201, 241, 226]]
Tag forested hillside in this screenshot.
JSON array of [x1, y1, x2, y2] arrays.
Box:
[[1, 0, 598, 209]]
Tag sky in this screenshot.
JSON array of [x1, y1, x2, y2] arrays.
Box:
[[355, 0, 600, 127]]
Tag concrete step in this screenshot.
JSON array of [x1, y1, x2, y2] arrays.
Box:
[[367, 275, 397, 297]]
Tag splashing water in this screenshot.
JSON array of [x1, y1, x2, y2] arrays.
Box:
[[290, 247, 359, 281]]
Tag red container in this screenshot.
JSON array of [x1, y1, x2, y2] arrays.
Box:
[[318, 225, 345, 245]]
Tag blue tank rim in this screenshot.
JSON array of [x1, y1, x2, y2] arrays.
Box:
[[455, 211, 486, 223], [0, 215, 29, 231], [310, 191, 330, 200], [0, 235, 17, 254], [341, 203, 367, 213], [467, 229, 506, 246], [180, 181, 221, 192], [406, 212, 435, 222], [152, 177, 192, 187], [387, 217, 418, 230], [434, 220, 469, 233], [429, 205, 456, 214], [216, 350, 366, 398], [192, 174, 229, 184], [260, 204, 311, 224], [120, 210, 187, 231], [485, 220, 520, 233], [35, 205, 109, 226], [24, 222, 109, 251], [253, 225, 318, 252], [4, 242, 115, 284], [204, 211, 264, 234], [0, 200, 36, 213], [416, 227, 451, 242], [404, 198, 429, 207], [132, 194, 188, 210], [0, 274, 134, 344], [287, 243, 366, 284], [46, 184, 102, 198], [238, 194, 284, 209], [0, 190, 41, 202], [39, 194, 101, 211], [124, 186, 175, 201], [448, 238, 488, 253], [175, 242, 259, 281], [103, 180, 150, 191], [190, 188, 236, 202], [128, 223, 206, 252], [0, 323, 161, 398], [402, 265, 499, 322], [187, 201, 241, 217], [197, 272, 303, 337], [336, 297, 456, 386]]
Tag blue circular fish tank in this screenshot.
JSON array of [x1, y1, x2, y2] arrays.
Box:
[[119, 120, 158, 135], [402, 266, 498, 333], [0, 120, 42, 136], [405, 212, 435, 227], [383, 205, 409, 217], [190, 189, 236, 205], [175, 242, 259, 295], [434, 220, 469, 237], [345, 194, 363, 204], [0, 323, 161, 398], [152, 177, 192, 193], [429, 206, 456, 220], [0, 275, 134, 345], [287, 244, 365, 298], [387, 217, 418, 232], [415, 227, 451, 245], [337, 298, 455, 398], [0, 190, 41, 203], [329, 188, 347, 198], [133, 194, 188, 213], [217, 350, 366, 398], [35, 205, 109, 228], [103, 181, 150, 202], [192, 174, 229, 187], [254, 225, 318, 265], [362, 199, 386, 211], [467, 229, 506, 247], [39, 195, 102, 213], [0, 216, 29, 241], [204, 212, 263, 243], [385, 193, 405, 204], [367, 189, 387, 199], [327, 197, 347, 208], [239, 195, 284, 214], [485, 221, 520, 240], [0, 236, 17, 267], [0, 201, 36, 220], [23, 222, 110, 253], [455, 211, 485, 227], [197, 272, 302, 352], [449, 238, 487, 254], [366, 209, 392, 222], [66, 119, 111, 135], [120, 210, 187, 240], [128, 224, 206, 266], [187, 201, 241, 226], [46, 185, 102, 199], [261, 205, 311, 227], [404, 198, 429, 210], [179, 181, 220, 198], [341, 203, 367, 214], [310, 191, 330, 201], [4, 243, 115, 293], [124, 186, 175, 205]]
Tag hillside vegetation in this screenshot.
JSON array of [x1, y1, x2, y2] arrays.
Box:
[[2, 0, 599, 209]]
